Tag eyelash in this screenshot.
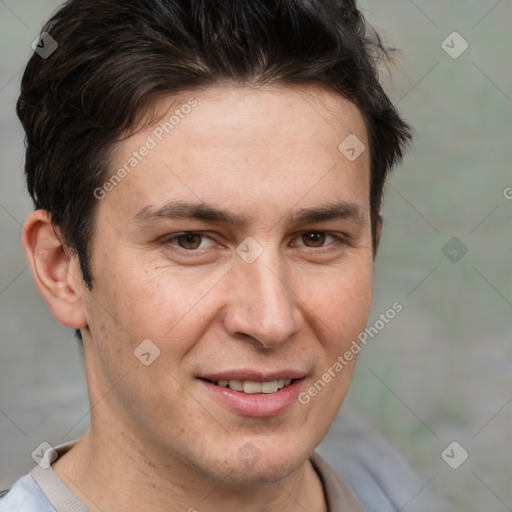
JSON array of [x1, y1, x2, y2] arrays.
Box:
[[162, 231, 349, 256]]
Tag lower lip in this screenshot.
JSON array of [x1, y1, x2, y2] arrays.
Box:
[[199, 378, 305, 417]]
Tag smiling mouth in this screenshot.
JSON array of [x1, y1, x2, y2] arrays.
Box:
[[201, 378, 295, 394]]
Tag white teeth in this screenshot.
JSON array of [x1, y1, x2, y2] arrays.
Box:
[[243, 381, 262, 394], [211, 378, 294, 393], [261, 381, 279, 393], [228, 379, 244, 392]]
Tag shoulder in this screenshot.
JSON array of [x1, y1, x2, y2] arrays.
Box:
[[0, 474, 55, 512], [316, 410, 445, 512], [0, 440, 78, 512]]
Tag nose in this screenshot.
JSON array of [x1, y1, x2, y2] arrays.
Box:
[[222, 247, 301, 349]]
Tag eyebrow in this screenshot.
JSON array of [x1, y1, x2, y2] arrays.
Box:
[[129, 200, 366, 228]]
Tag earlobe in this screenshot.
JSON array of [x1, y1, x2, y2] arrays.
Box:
[[22, 210, 88, 330]]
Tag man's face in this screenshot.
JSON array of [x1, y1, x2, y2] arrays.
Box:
[[80, 84, 374, 484]]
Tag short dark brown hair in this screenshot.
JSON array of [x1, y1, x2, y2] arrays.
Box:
[[18, 0, 411, 288]]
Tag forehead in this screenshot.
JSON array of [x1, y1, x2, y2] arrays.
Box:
[[144, 83, 368, 160], [101, 84, 370, 225]]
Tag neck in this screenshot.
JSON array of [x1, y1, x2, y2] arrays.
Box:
[[51, 428, 327, 512]]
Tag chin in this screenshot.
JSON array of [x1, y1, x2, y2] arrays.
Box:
[[210, 439, 313, 485]]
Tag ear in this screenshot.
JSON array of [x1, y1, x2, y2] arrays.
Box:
[[373, 211, 383, 259], [22, 210, 88, 330]]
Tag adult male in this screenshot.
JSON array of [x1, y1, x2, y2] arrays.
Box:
[[1, 0, 413, 510]]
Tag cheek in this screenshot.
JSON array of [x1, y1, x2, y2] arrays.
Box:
[[94, 259, 173, 327], [301, 261, 373, 341], [90, 259, 223, 358]]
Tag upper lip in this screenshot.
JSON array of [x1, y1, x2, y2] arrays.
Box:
[[199, 370, 307, 382]]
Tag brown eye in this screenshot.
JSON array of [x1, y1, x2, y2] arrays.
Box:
[[302, 232, 326, 247], [176, 233, 203, 250]]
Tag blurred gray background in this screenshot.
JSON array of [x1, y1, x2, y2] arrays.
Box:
[[1, 1, 511, 510]]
